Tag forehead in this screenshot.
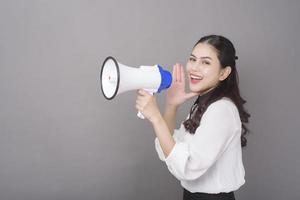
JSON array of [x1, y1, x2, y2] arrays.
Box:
[[192, 43, 218, 59]]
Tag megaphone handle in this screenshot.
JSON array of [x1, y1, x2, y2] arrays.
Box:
[[137, 90, 154, 119], [137, 111, 146, 119]]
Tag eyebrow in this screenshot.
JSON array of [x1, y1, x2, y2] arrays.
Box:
[[190, 54, 212, 60]]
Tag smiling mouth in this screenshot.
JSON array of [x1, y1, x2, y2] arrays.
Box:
[[190, 73, 203, 81], [190, 74, 201, 80]]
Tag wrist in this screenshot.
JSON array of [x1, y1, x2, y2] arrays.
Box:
[[165, 103, 179, 111], [150, 112, 164, 125]]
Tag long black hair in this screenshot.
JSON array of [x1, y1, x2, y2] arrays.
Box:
[[183, 35, 250, 147]]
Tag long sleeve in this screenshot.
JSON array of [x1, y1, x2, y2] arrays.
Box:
[[155, 100, 240, 181], [155, 128, 182, 161]]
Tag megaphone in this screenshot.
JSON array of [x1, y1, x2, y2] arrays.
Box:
[[100, 56, 172, 119]]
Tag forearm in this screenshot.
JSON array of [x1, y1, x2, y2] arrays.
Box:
[[152, 115, 175, 158], [163, 104, 178, 134]]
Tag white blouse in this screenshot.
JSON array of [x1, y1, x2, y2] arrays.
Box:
[[155, 97, 245, 193]]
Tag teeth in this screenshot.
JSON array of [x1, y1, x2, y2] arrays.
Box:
[[190, 75, 201, 80]]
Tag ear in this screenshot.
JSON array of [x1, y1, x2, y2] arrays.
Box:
[[219, 66, 232, 81]]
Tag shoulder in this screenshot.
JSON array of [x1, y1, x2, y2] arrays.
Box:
[[202, 97, 240, 124], [207, 97, 236, 112], [209, 97, 237, 111]]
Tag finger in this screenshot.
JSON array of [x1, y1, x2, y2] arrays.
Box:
[[136, 92, 142, 100], [135, 97, 144, 107], [178, 64, 183, 82], [176, 63, 180, 82], [141, 91, 153, 99], [138, 89, 148, 96], [172, 64, 176, 83], [135, 98, 141, 105], [136, 94, 150, 104], [136, 93, 145, 102], [138, 89, 143, 95], [137, 96, 149, 104], [136, 96, 147, 105], [135, 104, 142, 112], [180, 64, 185, 83]]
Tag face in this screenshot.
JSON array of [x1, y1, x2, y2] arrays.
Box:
[[186, 42, 230, 95]]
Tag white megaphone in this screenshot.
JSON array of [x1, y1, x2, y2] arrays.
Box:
[[100, 56, 172, 119]]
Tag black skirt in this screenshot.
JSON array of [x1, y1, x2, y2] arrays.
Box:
[[183, 188, 236, 200]]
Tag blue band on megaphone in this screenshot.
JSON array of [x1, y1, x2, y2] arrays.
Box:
[[157, 65, 172, 93]]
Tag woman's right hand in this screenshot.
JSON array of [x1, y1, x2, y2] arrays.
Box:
[[165, 63, 200, 109]]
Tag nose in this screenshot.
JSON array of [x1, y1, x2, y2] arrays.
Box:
[[191, 61, 200, 71]]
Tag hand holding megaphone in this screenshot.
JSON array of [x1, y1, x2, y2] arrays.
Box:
[[100, 56, 172, 119], [136, 89, 155, 119]]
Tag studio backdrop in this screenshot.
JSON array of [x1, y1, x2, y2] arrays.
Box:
[[0, 0, 299, 199]]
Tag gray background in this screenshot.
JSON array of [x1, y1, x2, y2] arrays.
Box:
[[1, 0, 299, 199]]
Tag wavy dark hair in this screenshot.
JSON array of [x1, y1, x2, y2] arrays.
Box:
[[183, 35, 250, 147]]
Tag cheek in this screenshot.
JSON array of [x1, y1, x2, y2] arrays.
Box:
[[202, 67, 220, 77], [202, 68, 213, 76], [186, 63, 191, 71]]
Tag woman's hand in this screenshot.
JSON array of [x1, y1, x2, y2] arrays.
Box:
[[165, 63, 200, 108], [135, 89, 162, 124]]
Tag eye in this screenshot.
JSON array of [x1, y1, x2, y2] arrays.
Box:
[[202, 60, 210, 65], [189, 57, 196, 62]]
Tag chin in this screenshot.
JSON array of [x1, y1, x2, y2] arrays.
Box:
[[189, 85, 202, 93], [189, 84, 213, 95]]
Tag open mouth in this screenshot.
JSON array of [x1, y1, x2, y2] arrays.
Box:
[[190, 74, 203, 84]]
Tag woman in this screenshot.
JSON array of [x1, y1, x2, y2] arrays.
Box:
[[135, 35, 250, 200]]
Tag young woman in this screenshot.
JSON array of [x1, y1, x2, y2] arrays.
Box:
[[135, 35, 250, 200]]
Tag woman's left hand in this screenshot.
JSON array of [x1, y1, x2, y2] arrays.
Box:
[[135, 89, 162, 123]]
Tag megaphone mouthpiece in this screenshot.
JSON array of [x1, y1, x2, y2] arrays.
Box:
[[157, 65, 172, 93]]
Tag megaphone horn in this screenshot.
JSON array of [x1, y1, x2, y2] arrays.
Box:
[[100, 56, 120, 100]]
